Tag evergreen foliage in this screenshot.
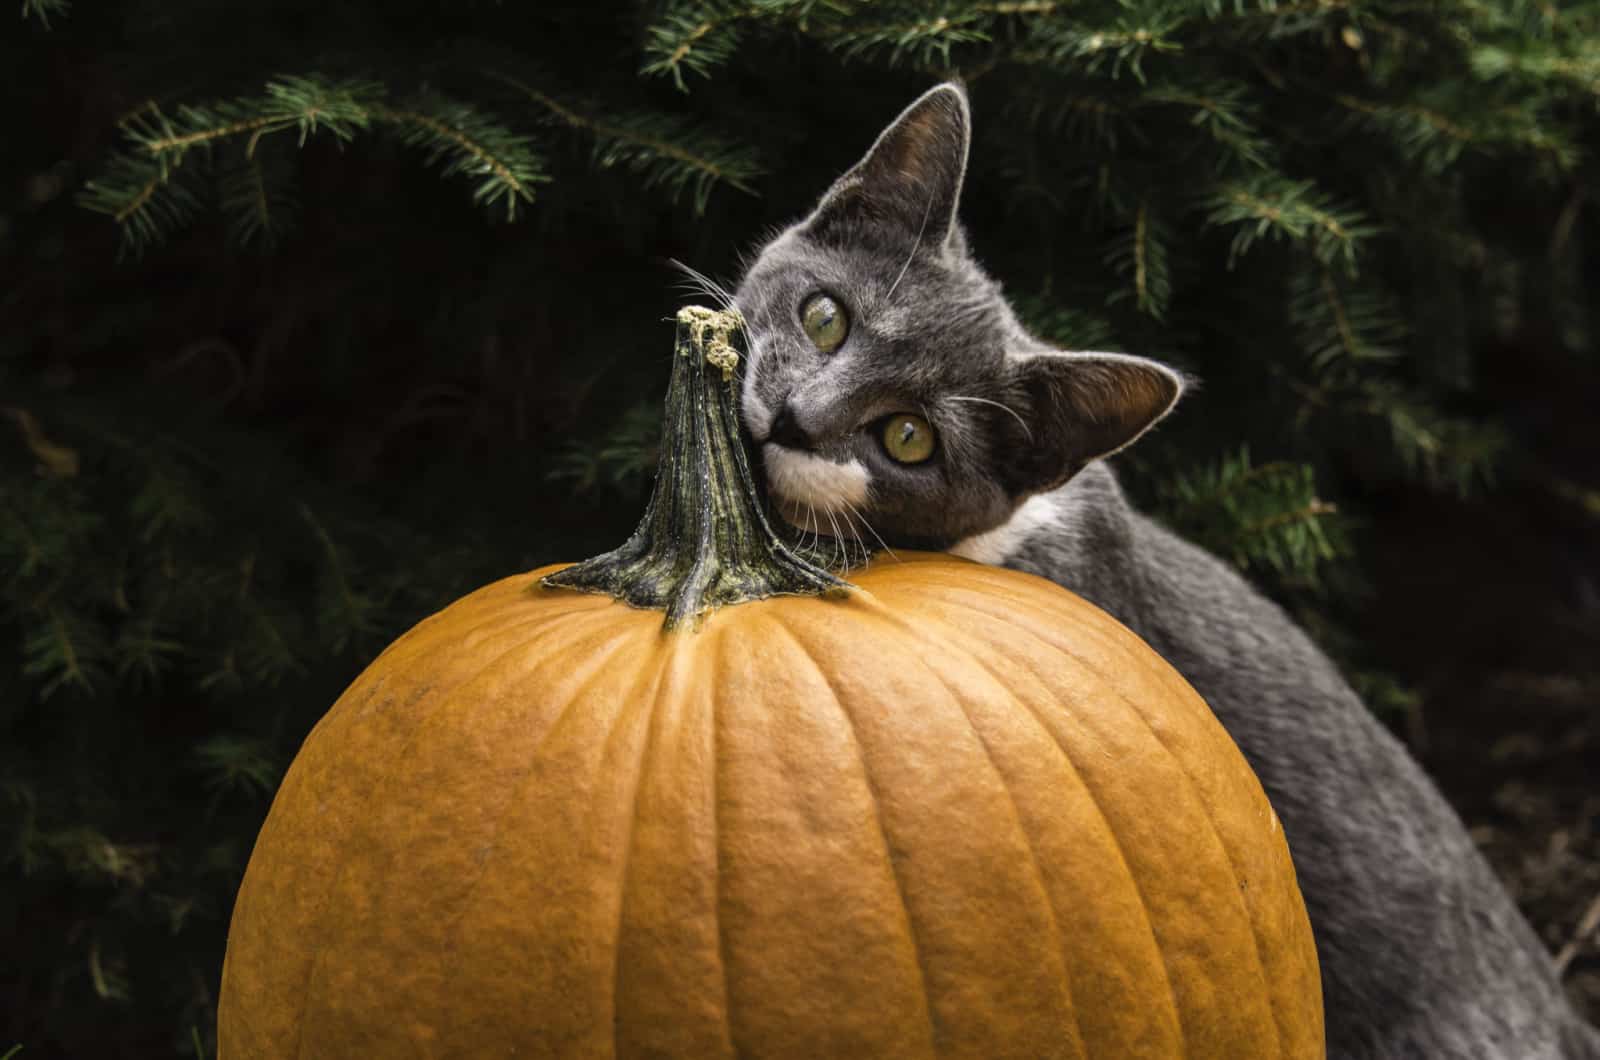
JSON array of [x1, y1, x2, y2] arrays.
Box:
[[3, 0, 1597, 1052], [1158, 447, 1346, 585], [20, 0, 67, 28]]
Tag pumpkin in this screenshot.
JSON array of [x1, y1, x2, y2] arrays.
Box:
[[218, 308, 1323, 1059]]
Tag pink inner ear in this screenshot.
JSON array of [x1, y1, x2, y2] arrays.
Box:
[[882, 110, 946, 177], [805, 85, 970, 243], [1075, 359, 1181, 432], [1013, 352, 1183, 477], [865, 90, 967, 200]]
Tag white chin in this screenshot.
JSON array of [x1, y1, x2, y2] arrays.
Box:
[[760, 446, 873, 527]]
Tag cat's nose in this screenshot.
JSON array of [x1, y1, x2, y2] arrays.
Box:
[[767, 402, 816, 451]]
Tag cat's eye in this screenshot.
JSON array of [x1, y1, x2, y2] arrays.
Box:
[[881, 414, 936, 464], [800, 293, 849, 353]]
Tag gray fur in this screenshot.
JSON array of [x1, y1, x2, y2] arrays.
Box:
[[732, 81, 1600, 1058]]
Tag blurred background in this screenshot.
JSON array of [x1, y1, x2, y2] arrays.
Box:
[[2, 1, 1597, 1054]]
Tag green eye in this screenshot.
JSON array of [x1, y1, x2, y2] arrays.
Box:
[[881, 414, 936, 464], [801, 293, 849, 353]]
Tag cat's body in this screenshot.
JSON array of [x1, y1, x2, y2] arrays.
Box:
[[728, 82, 1600, 1058]]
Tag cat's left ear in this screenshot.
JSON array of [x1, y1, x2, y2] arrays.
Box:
[[999, 352, 1185, 497], [802, 82, 970, 250]]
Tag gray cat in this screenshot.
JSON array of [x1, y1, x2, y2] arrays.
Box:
[[721, 82, 1600, 1059]]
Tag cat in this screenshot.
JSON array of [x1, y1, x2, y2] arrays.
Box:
[[720, 81, 1600, 1059]]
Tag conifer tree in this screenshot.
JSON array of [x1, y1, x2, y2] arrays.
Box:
[[3, 0, 1597, 1052]]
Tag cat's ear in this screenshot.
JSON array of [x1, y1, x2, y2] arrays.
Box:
[[999, 352, 1185, 496], [802, 82, 970, 250]]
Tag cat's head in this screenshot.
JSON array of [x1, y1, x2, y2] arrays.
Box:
[[734, 82, 1183, 551]]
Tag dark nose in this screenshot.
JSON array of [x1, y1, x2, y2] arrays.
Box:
[[767, 402, 816, 451]]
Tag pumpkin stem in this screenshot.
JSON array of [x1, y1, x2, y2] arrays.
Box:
[[542, 306, 851, 629]]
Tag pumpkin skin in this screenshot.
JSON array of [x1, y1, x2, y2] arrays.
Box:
[[218, 551, 1323, 1059]]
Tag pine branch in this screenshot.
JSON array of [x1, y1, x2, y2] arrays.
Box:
[[21, 606, 108, 699], [49, 828, 159, 887], [79, 76, 380, 254], [138, 76, 377, 169], [81, 76, 545, 248], [237, 600, 304, 687], [1206, 173, 1376, 272], [641, 6, 751, 88], [1465, 0, 1600, 99], [1158, 448, 1346, 583], [1056, 93, 1130, 146], [129, 464, 211, 542], [549, 402, 661, 496], [297, 504, 382, 654], [1465, 40, 1593, 94], [488, 72, 760, 213], [1142, 78, 1273, 169], [373, 93, 547, 222], [1207, 0, 1360, 40], [20, 0, 68, 27], [1105, 199, 1174, 319], [1002, 76, 1135, 152], [816, 9, 994, 67], [193, 736, 279, 801], [642, 1, 832, 88], [1288, 261, 1406, 372], [1012, 8, 1185, 81], [1352, 379, 1508, 495], [1346, 668, 1422, 719], [1333, 87, 1580, 175], [218, 150, 299, 250], [815, 1, 1116, 71], [77, 151, 205, 259], [641, 0, 1076, 85], [112, 617, 183, 686], [0, 478, 101, 580], [1012, 293, 1121, 350], [195, 650, 244, 696]]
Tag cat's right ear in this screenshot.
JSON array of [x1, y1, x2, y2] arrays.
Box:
[[998, 351, 1186, 497], [801, 82, 970, 251]]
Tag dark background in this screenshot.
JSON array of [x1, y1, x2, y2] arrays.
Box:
[[3, 1, 1597, 1055]]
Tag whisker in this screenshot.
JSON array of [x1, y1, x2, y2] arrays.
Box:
[[947, 394, 1033, 440], [843, 500, 898, 561], [835, 508, 855, 567], [845, 509, 869, 568], [824, 508, 847, 570], [669, 280, 736, 328], [841, 508, 863, 568], [668, 259, 740, 322], [886, 193, 936, 302]]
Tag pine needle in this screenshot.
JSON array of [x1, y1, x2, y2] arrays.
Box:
[[488, 72, 760, 213], [20, 0, 68, 27], [1159, 448, 1347, 583], [1207, 174, 1376, 272], [1105, 200, 1174, 319], [373, 93, 547, 221]]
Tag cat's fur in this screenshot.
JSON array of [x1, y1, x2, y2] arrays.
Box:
[[729, 82, 1600, 1059]]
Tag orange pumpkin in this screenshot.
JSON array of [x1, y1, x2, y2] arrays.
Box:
[[219, 308, 1323, 1058]]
